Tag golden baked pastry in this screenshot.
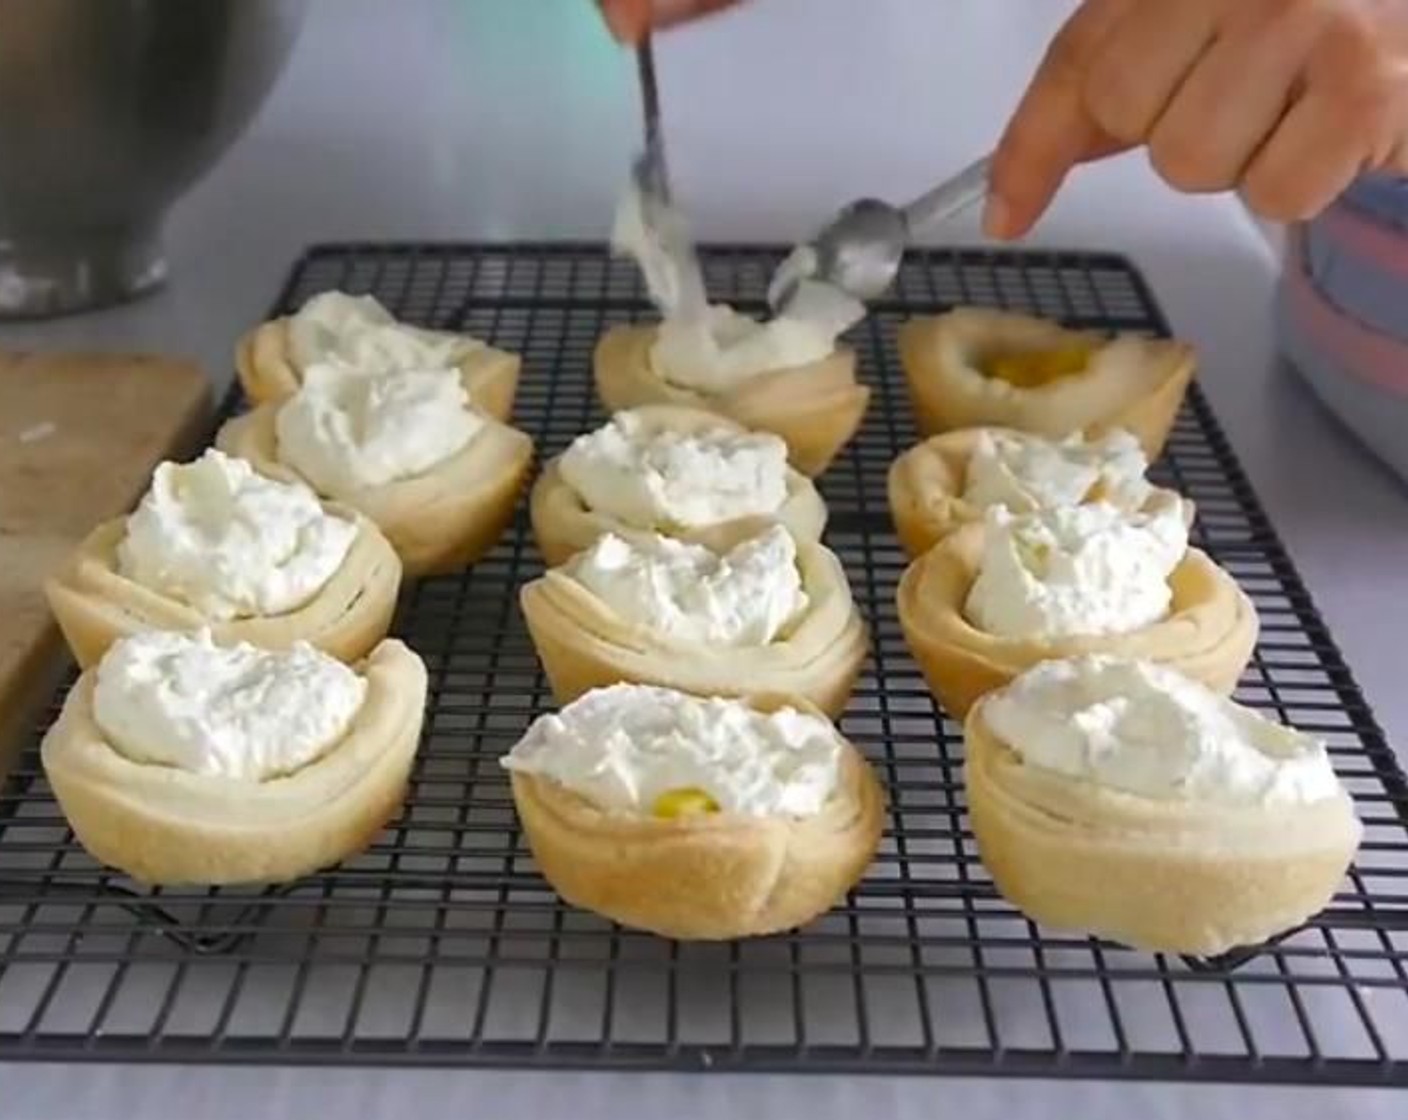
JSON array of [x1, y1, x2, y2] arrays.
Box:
[[887, 426, 1189, 558], [520, 528, 868, 717], [503, 686, 885, 939], [215, 382, 533, 578], [42, 638, 427, 886], [530, 404, 828, 567], [236, 294, 520, 420], [898, 308, 1195, 459], [964, 656, 1362, 955], [593, 324, 868, 476], [897, 522, 1258, 718], [45, 509, 400, 670]]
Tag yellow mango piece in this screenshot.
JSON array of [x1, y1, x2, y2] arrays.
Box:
[[982, 345, 1093, 388], [651, 787, 721, 819]]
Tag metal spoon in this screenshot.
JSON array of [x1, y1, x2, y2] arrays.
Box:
[[625, 32, 709, 316], [768, 154, 993, 314]]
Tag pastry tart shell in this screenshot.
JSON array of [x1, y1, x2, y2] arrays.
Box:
[[215, 398, 534, 579], [236, 316, 521, 421], [45, 509, 401, 669], [887, 426, 1192, 558], [41, 640, 428, 886], [897, 525, 1258, 718], [521, 537, 868, 717], [963, 699, 1362, 955], [593, 324, 869, 477], [530, 404, 828, 567], [510, 695, 885, 940], [898, 309, 1195, 460]]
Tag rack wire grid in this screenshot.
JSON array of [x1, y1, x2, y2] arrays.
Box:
[[1, 243, 1406, 1084]]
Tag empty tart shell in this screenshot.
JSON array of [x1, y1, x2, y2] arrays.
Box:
[[41, 639, 428, 886], [963, 695, 1362, 955], [887, 426, 1191, 558], [896, 524, 1258, 718], [593, 324, 869, 476], [45, 506, 401, 669], [215, 390, 534, 578], [236, 315, 521, 421], [521, 534, 868, 718], [898, 308, 1195, 459], [530, 404, 828, 567], [510, 694, 885, 940]]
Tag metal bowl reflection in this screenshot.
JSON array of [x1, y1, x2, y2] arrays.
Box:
[[0, 0, 307, 319]]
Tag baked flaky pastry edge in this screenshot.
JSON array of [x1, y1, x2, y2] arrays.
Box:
[[897, 308, 1195, 460], [510, 693, 884, 940], [520, 536, 868, 718], [214, 394, 534, 578], [897, 523, 1258, 718], [887, 426, 1193, 559], [41, 639, 427, 886], [963, 695, 1362, 955], [236, 316, 521, 421], [592, 324, 869, 477], [45, 507, 401, 669], [529, 403, 828, 567]]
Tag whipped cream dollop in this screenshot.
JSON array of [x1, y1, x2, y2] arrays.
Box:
[[964, 429, 1153, 514], [964, 495, 1188, 639], [566, 525, 809, 647], [276, 363, 483, 496], [288, 290, 481, 373], [116, 449, 357, 621], [983, 656, 1344, 807], [93, 631, 366, 782], [501, 683, 843, 816], [651, 304, 841, 393], [612, 179, 862, 393], [558, 410, 790, 529]]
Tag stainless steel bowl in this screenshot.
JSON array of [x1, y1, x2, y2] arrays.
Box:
[[0, 0, 307, 319]]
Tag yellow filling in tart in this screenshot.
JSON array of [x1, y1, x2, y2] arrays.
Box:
[[982, 345, 1093, 389], [651, 787, 722, 819]]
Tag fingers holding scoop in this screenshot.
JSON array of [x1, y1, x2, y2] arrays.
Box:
[[989, 0, 1408, 239]]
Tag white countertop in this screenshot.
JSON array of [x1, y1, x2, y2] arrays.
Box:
[[4, 1, 1407, 1116]]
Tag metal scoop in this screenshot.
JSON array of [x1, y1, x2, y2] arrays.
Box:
[[768, 154, 993, 315]]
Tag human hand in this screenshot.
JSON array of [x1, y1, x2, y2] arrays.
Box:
[[986, 0, 1408, 240], [597, 0, 745, 45]]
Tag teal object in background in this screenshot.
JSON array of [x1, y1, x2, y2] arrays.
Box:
[[450, 0, 631, 109], [438, 0, 636, 238]]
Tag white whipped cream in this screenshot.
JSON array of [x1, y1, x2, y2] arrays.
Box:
[[502, 683, 843, 816], [558, 410, 790, 529], [964, 495, 1188, 639], [651, 304, 842, 392], [275, 362, 482, 496], [612, 180, 861, 393], [288, 290, 481, 372], [983, 656, 1344, 806], [92, 631, 366, 783], [566, 525, 808, 647], [611, 179, 708, 318], [964, 429, 1153, 514], [116, 449, 357, 621]]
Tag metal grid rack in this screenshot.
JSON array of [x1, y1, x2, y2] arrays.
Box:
[[1, 243, 1406, 1083]]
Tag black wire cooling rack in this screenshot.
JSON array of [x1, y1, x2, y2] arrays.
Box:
[[1, 243, 1406, 1083]]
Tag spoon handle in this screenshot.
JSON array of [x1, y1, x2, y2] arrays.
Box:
[[635, 35, 671, 199], [901, 154, 993, 233]]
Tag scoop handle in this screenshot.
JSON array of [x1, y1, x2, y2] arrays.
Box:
[[901, 155, 993, 233]]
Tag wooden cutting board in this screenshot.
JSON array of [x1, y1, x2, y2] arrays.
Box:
[[0, 351, 213, 775]]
